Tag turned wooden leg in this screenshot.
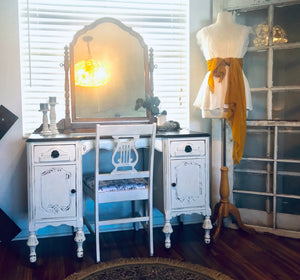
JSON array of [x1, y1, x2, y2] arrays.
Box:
[[211, 202, 221, 225], [27, 232, 39, 263], [213, 203, 226, 242], [74, 228, 85, 258], [202, 216, 213, 244], [162, 220, 173, 249]]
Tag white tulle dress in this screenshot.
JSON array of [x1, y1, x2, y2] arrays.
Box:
[[193, 13, 253, 118]]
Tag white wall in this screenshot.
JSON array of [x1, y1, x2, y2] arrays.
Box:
[[189, 0, 212, 133], [0, 0, 28, 234], [0, 0, 212, 240]]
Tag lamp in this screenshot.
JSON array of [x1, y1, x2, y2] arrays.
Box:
[[75, 36, 110, 87]]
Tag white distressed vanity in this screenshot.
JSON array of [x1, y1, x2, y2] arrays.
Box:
[[25, 17, 212, 263], [26, 129, 211, 262]]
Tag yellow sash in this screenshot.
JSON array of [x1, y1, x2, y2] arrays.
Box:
[[207, 57, 246, 165]]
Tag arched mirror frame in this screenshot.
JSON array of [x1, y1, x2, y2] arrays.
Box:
[[63, 17, 154, 132]]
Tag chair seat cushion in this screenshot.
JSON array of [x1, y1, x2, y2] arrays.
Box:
[[84, 176, 147, 192]]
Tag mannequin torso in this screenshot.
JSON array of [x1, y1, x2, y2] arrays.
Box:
[[194, 11, 252, 118]]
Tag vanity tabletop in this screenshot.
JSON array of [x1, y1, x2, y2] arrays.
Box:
[[26, 128, 210, 142]]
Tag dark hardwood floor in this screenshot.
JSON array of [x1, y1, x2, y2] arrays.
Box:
[[1, 224, 300, 280]]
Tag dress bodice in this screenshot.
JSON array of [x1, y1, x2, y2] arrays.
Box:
[[193, 13, 253, 119], [197, 23, 251, 60]]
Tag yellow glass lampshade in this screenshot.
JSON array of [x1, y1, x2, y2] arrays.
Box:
[[75, 59, 110, 87]]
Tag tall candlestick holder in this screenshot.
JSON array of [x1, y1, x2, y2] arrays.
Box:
[[49, 97, 58, 134], [39, 103, 51, 136]]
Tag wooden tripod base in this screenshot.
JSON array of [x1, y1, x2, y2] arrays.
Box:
[[212, 166, 255, 242]]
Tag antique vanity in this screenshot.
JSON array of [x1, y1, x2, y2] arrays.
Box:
[[26, 18, 211, 263]]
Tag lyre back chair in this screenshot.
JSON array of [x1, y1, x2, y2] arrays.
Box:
[[83, 123, 156, 262]]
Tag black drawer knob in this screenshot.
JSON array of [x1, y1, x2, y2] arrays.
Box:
[[71, 189, 76, 194], [51, 150, 60, 158], [185, 145, 192, 153], [171, 183, 176, 187]]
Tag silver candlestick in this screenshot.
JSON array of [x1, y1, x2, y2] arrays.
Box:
[[39, 103, 51, 136], [49, 96, 58, 134]]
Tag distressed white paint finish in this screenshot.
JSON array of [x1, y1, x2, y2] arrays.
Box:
[[84, 124, 156, 263], [225, 0, 298, 11], [27, 140, 85, 263], [153, 136, 212, 247]]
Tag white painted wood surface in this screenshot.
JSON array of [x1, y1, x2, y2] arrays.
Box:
[[153, 136, 212, 247], [27, 141, 85, 263], [83, 123, 156, 263]]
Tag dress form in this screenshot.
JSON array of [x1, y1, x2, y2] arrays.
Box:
[[195, 11, 255, 241], [194, 11, 252, 119]]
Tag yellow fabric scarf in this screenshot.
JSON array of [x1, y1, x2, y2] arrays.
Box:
[[207, 57, 246, 165]]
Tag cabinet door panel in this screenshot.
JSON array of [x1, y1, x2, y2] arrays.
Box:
[[34, 165, 76, 219], [170, 158, 205, 209]]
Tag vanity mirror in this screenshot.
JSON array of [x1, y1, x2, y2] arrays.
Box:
[[64, 17, 153, 131]]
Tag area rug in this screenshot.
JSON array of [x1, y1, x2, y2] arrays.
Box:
[[65, 257, 233, 280]]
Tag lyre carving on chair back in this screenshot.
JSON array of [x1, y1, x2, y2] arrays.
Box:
[[111, 136, 139, 174]]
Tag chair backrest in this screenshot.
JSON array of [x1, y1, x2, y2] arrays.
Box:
[[95, 123, 156, 186]]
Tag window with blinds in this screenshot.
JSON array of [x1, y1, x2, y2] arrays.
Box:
[[18, 0, 189, 135]]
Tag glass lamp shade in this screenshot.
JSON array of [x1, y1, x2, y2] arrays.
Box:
[[75, 59, 110, 87]]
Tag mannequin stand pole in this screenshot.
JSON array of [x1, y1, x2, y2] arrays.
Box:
[[212, 119, 255, 242]]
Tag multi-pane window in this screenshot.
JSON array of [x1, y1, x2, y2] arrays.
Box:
[[18, 0, 189, 135], [228, 2, 300, 237]]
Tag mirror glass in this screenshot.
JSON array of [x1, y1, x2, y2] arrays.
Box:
[[69, 18, 150, 123]]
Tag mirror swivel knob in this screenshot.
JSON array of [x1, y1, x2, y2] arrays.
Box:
[[71, 189, 76, 194], [171, 183, 176, 187]]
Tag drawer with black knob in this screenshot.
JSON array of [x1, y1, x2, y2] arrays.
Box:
[[33, 144, 76, 163], [170, 140, 205, 157]]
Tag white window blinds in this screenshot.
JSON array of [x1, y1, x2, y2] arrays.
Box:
[[18, 0, 189, 135]]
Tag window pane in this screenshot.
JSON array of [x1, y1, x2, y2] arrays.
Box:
[[274, 4, 300, 43], [236, 8, 268, 47], [277, 174, 300, 197], [234, 161, 273, 192], [273, 91, 300, 121], [278, 128, 300, 160], [248, 91, 267, 120], [244, 126, 274, 159], [244, 52, 267, 88], [234, 193, 272, 212], [273, 49, 300, 86], [277, 197, 300, 215]]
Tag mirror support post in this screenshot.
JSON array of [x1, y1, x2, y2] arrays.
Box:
[[149, 48, 154, 97], [64, 45, 72, 132]]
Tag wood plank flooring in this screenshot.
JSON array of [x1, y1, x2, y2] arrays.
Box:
[[0, 224, 299, 280]]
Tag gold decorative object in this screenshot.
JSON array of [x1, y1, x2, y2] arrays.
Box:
[[253, 23, 288, 47], [253, 23, 269, 47], [273, 25, 288, 45]]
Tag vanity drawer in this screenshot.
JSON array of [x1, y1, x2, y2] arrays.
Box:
[[170, 140, 205, 157], [33, 144, 76, 163]]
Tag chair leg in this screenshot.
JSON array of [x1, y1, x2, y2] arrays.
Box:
[[148, 200, 154, 256], [132, 201, 140, 231], [95, 201, 100, 263]]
